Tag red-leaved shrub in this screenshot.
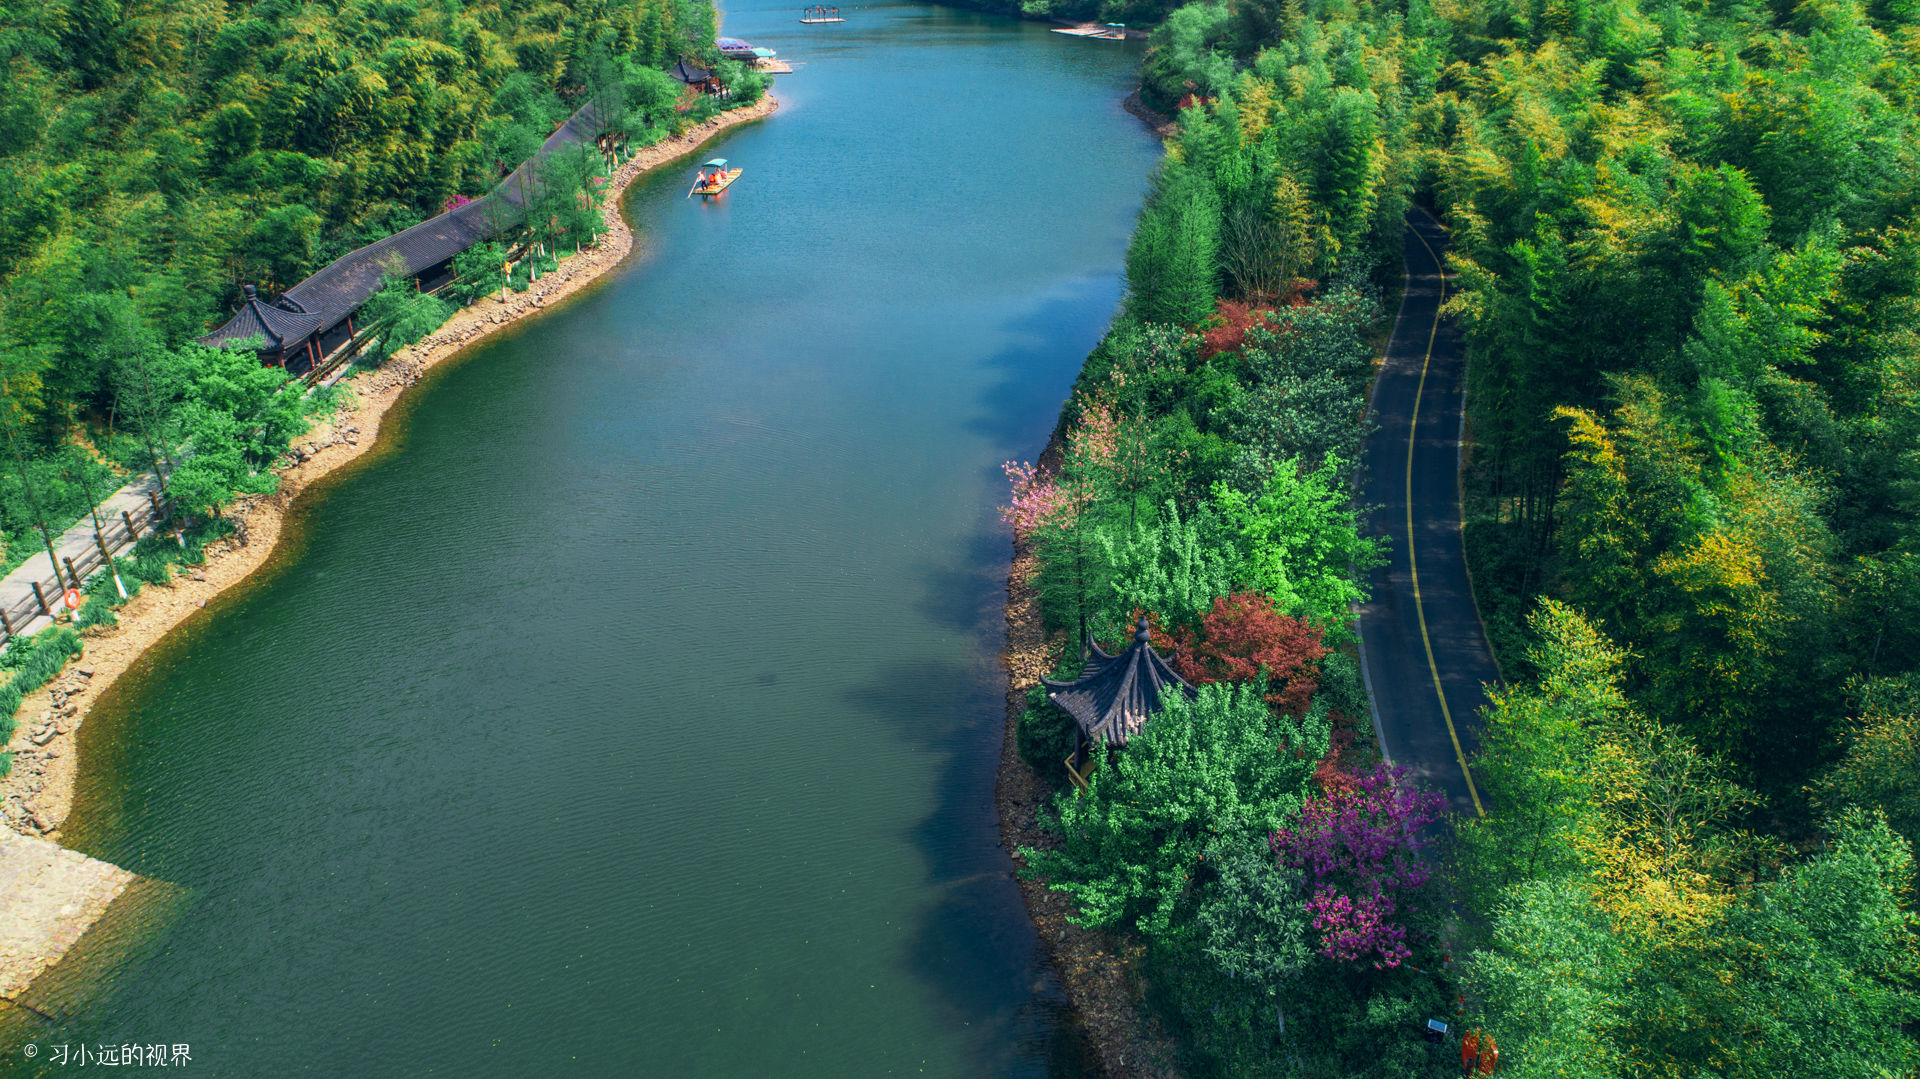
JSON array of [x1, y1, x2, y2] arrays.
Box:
[[1316, 727, 1362, 795], [1173, 592, 1327, 717], [1200, 299, 1277, 358]]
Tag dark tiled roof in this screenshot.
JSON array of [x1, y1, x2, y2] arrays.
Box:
[[1041, 618, 1197, 746], [200, 292, 325, 349], [279, 197, 499, 328], [670, 59, 713, 84], [199, 99, 616, 348]]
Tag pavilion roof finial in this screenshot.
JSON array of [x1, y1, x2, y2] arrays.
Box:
[[1041, 616, 1196, 748]]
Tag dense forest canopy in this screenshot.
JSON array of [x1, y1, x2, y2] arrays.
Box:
[[1018, 0, 1920, 1068], [0, 0, 764, 576], [0, 0, 715, 431]]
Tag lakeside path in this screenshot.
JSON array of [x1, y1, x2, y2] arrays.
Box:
[[1355, 213, 1504, 818], [0, 95, 776, 996], [0, 474, 166, 643]]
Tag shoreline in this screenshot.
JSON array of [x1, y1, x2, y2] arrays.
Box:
[[993, 89, 1180, 1079], [0, 93, 778, 846], [995, 442, 1185, 1079]]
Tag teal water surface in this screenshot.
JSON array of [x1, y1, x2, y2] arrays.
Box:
[[6, 5, 1158, 1075]]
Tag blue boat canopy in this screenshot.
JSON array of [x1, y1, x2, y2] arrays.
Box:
[[701, 159, 729, 168], [752, 47, 777, 58]]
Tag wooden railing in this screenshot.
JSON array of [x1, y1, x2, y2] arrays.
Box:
[[0, 491, 176, 646]]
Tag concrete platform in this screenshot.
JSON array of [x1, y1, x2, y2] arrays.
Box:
[[0, 830, 133, 998]]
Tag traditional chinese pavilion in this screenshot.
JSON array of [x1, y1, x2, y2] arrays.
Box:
[[199, 285, 325, 369], [1042, 616, 1197, 787]]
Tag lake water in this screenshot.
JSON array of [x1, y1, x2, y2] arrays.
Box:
[[4, 4, 1159, 1076]]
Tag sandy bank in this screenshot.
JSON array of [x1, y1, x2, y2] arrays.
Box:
[[0, 93, 778, 845]]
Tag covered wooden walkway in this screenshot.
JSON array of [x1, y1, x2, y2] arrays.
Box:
[[198, 97, 626, 375]]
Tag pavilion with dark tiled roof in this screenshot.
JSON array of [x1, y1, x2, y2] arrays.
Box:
[[197, 286, 327, 368], [1042, 616, 1197, 787]]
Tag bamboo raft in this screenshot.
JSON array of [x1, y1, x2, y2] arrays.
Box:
[[689, 159, 743, 198], [1051, 23, 1126, 37], [800, 5, 845, 21]]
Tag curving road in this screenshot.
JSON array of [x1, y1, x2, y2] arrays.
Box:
[[1356, 213, 1504, 818]]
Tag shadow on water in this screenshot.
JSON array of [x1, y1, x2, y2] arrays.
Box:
[[841, 646, 1101, 1077], [917, 277, 1127, 643], [965, 274, 1128, 452], [914, 527, 1013, 639]]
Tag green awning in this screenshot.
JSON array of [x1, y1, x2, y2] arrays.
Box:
[[701, 159, 729, 168]]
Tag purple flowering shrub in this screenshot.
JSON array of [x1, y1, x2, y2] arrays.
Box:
[[1269, 764, 1444, 967]]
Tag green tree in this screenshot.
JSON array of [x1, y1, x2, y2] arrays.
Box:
[[1023, 682, 1330, 937], [244, 203, 323, 291], [1455, 601, 1622, 909], [1212, 457, 1382, 640], [1125, 159, 1222, 325]]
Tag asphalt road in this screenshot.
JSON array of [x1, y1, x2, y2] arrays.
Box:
[[1356, 214, 1504, 818]]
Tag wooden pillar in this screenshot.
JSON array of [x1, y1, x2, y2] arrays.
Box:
[[31, 581, 49, 616], [63, 556, 81, 591], [149, 491, 165, 521], [122, 510, 137, 541], [2, 608, 14, 637]]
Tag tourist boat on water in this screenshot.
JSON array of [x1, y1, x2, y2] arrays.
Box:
[[800, 5, 845, 22], [689, 159, 743, 198], [716, 37, 761, 61], [1050, 22, 1127, 38]]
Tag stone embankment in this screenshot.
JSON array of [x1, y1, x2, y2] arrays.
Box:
[[2, 667, 96, 838]]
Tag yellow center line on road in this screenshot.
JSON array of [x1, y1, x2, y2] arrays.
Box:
[[1403, 221, 1485, 818]]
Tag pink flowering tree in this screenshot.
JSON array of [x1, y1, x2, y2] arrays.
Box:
[[1062, 391, 1160, 526], [1000, 460, 1079, 537], [1268, 765, 1445, 967], [1003, 375, 1175, 641]]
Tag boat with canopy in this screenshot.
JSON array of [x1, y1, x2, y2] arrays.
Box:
[[688, 159, 743, 198]]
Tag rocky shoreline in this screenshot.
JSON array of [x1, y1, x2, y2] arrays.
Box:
[[0, 94, 778, 846], [995, 436, 1186, 1079], [993, 89, 1184, 1079]]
